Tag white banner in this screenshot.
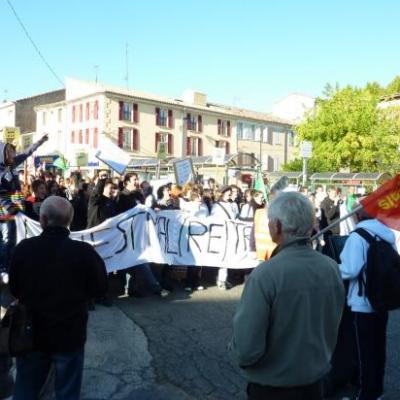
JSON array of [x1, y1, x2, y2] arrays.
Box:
[[15, 206, 258, 272]]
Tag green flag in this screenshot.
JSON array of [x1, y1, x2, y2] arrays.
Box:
[[253, 169, 267, 199], [53, 156, 69, 171]]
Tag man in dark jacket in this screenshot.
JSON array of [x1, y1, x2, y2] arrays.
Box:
[[319, 186, 341, 242], [9, 196, 107, 400]]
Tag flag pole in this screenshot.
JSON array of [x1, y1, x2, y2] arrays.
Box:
[[311, 204, 363, 241]]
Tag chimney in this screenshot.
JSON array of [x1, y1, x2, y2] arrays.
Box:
[[182, 90, 207, 106]]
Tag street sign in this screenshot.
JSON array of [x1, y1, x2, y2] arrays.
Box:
[[157, 142, 167, 160], [300, 141, 312, 158]]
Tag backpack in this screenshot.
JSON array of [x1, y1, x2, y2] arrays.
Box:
[[355, 228, 400, 312]]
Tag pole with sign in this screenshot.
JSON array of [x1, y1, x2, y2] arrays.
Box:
[[300, 141, 312, 187]]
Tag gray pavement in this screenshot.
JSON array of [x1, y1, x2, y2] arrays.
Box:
[[78, 283, 400, 400]]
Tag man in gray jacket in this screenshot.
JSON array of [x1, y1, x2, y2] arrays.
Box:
[[230, 191, 345, 400]]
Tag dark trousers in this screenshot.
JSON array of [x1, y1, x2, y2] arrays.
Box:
[[14, 347, 84, 400], [354, 311, 388, 400], [247, 380, 322, 400]]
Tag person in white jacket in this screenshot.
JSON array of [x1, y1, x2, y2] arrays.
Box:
[[339, 207, 396, 400]]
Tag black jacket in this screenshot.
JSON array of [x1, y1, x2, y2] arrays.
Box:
[[9, 226, 108, 353], [320, 197, 340, 235], [87, 180, 117, 228], [115, 188, 144, 214]]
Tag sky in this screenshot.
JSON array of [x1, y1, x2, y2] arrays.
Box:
[[1, 0, 400, 112]]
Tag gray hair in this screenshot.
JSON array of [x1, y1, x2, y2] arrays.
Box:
[[40, 196, 74, 228], [268, 191, 315, 238]]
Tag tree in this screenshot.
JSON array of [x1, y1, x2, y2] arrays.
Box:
[[385, 76, 400, 95], [283, 83, 400, 173]]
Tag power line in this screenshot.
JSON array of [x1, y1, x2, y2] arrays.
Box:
[[5, 0, 64, 86]]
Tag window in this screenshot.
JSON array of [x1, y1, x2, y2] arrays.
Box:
[[93, 128, 98, 148], [254, 126, 261, 142], [119, 101, 133, 121], [94, 101, 99, 120], [274, 156, 281, 171], [262, 127, 269, 143], [186, 137, 203, 156], [273, 131, 281, 145], [72, 105, 76, 123], [186, 113, 200, 131], [155, 132, 174, 155], [71, 130, 75, 143], [214, 140, 229, 155], [85, 129, 90, 145], [217, 119, 231, 136], [79, 104, 83, 122], [155, 107, 167, 126], [42, 111, 47, 126], [237, 122, 243, 139], [78, 130, 83, 144], [57, 108, 62, 123], [86, 102, 90, 121], [119, 128, 139, 151]]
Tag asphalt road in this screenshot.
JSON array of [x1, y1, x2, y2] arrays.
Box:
[[74, 278, 400, 400]]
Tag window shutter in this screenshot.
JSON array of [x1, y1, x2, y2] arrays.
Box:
[[186, 113, 191, 129], [86, 102, 90, 120], [217, 119, 221, 135], [85, 128, 89, 144], [168, 109, 173, 128], [133, 103, 139, 123], [215, 140, 219, 148], [94, 100, 99, 120], [72, 106, 76, 123], [118, 127, 124, 148], [186, 137, 192, 155], [71, 130, 75, 143], [93, 128, 98, 148], [79, 105, 83, 122], [155, 107, 160, 125], [168, 134, 173, 154], [198, 138, 203, 156], [133, 129, 139, 150], [119, 101, 124, 120], [227, 121, 231, 137], [198, 115, 203, 132], [225, 141, 230, 155], [155, 132, 161, 152]]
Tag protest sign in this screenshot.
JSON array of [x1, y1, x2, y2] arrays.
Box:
[[95, 136, 131, 175], [174, 158, 195, 185], [15, 206, 258, 272]]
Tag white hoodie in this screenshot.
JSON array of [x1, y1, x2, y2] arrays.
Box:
[[339, 219, 396, 313]]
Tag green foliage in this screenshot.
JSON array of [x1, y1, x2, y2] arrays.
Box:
[[385, 75, 400, 95], [292, 82, 400, 173]]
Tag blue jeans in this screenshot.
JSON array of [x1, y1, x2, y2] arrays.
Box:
[[14, 347, 84, 400]]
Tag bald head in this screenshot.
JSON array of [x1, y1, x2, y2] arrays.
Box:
[[40, 196, 74, 229]]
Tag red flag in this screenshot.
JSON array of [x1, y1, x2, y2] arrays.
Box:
[[360, 174, 400, 230]]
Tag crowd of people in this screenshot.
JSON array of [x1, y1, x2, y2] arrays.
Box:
[[0, 133, 394, 400]]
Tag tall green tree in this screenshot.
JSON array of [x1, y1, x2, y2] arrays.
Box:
[[283, 83, 400, 173]]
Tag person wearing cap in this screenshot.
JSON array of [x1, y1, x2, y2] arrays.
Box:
[[211, 185, 236, 290]]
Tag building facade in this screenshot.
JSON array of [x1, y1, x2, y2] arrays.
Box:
[[4, 78, 295, 178]]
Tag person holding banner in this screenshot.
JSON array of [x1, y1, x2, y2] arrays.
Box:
[[211, 185, 236, 290]]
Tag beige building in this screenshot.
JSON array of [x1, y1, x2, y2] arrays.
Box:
[[31, 78, 295, 180]]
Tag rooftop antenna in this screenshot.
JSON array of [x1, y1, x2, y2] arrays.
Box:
[[94, 65, 99, 84], [124, 42, 129, 89]]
